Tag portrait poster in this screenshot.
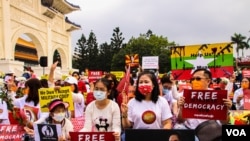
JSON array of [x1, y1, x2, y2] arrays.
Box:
[[34, 124, 62, 141]]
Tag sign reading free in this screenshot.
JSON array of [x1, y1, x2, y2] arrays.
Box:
[[69, 132, 115, 141]]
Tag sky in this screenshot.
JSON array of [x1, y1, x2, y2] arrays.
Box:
[[67, 0, 250, 57]]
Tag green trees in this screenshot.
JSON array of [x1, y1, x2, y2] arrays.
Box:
[[73, 28, 175, 73], [112, 30, 175, 73], [73, 28, 250, 74], [73, 27, 125, 72], [231, 33, 250, 58]]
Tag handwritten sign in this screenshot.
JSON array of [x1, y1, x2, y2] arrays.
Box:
[[182, 89, 228, 120], [0, 125, 25, 141], [38, 87, 74, 112], [69, 132, 115, 141]]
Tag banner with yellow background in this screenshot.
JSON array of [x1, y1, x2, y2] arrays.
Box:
[[38, 87, 74, 112], [170, 42, 234, 80]]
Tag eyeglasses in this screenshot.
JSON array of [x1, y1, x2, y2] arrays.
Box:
[[190, 77, 207, 81]]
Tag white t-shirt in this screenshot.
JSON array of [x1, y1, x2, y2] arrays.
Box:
[[72, 92, 85, 117], [233, 88, 243, 110], [0, 99, 10, 124], [80, 100, 121, 133], [61, 118, 74, 139], [128, 96, 173, 129]]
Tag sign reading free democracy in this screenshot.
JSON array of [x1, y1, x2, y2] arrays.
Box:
[[182, 89, 228, 120]]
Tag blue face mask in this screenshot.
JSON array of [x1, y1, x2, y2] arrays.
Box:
[[162, 88, 170, 95], [93, 90, 106, 101]]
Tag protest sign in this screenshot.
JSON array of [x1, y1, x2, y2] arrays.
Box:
[[34, 124, 61, 141], [0, 125, 25, 141], [38, 87, 74, 112], [69, 132, 115, 141], [125, 54, 139, 67], [88, 70, 103, 83], [182, 89, 228, 120], [142, 56, 159, 69], [170, 43, 234, 80]]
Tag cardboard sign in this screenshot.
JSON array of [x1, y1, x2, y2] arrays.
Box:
[[88, 71, 103, 83], [38, 87, 74, 112], [34, 124, 62, 141], [182, 89, 228, 120], [0, 125, 25, 141], [69, 132, 115, 141], [244, 89, 250, 110]]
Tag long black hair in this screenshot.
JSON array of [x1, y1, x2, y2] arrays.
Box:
[[135, 71, 160, 103], [25, 78, 42, 106]]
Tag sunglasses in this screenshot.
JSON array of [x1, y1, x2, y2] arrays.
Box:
[[190, 77, 207, 81]]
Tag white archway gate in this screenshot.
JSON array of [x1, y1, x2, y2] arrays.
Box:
[[0, 0, 80, 76]]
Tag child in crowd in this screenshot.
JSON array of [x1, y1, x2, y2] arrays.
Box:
[[23, 98, 73, 141], [80, 78, 121, 141]]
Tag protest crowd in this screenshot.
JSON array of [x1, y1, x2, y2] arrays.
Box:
[[0, 59, 250, 141]]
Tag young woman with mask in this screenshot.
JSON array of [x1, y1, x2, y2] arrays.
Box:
[[80, 78, 121, 141], [121, 71, 173, 131], [233, 77, 250, 110], [23, 98, 73, 141]]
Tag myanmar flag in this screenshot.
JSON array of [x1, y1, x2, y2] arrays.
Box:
[[170, 42, 234, 80]]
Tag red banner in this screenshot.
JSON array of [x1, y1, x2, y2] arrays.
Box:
[[182, 89, 228, 120], [0, 125, 25, 141], [69, 132, 115, 141], [88, 71, 103, 83]]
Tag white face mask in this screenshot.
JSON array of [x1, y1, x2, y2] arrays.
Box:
[[93, 90, 106, 101], [52, 112, 65, 122]]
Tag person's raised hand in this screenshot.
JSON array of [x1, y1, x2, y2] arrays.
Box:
[[51, 61, 58, 71], [177, 96, 185, 108]]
